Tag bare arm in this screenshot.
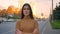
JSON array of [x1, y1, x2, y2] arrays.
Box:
[[32, 20, 39, 34], [15, 21, 22, 34]]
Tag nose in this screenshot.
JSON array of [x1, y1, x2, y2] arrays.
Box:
[[25, 9, 28, 12], [25, 11, 28, 14]]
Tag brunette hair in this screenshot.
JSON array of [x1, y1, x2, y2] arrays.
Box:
[[21, 3, 34, 19]]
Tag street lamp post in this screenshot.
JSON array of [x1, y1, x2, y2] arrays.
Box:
[[52, 0, 53, 22], [50, 0, 53, 23]]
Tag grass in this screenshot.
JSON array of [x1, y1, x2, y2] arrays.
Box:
[[51, 20, 60, 29]]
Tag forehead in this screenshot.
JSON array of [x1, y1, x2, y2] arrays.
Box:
[[24, 5, 29, 8]]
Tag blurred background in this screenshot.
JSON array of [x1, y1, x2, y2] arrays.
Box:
[[0, 0, 60, 34]]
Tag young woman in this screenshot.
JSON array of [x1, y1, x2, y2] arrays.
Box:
[[15, 3, 39, 34]]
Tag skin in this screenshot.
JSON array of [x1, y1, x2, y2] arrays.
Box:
[[15, 5, 39, 34]]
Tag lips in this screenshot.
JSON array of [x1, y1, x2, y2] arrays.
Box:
[[25, 11, 28, 14]]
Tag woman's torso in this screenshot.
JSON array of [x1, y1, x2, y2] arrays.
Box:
[[18, 19, 35, 33]]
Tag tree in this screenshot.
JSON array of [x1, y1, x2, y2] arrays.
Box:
[[14, 8, 21, 19], [0, 9, 7, 17], [53, 2, 60, 20], [7, 5, 15, 14], [0, 9, 2, 17]]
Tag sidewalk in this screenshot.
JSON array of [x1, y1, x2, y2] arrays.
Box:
[[41, 20, 60, 34]]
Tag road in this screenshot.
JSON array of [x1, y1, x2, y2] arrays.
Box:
[[0, 19, 60, 34], [0, 22, 16, 34]]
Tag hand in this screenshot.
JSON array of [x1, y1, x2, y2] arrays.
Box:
[[16, 29, 22, 34]]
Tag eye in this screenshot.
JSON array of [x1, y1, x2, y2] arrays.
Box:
[[27, 8, 30, 10], [23, 8, 26, 10]]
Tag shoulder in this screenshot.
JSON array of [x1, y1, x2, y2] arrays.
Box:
[[33, 19, 38, 23], [33, 19, 39, 27], [32, 19, 38, 24], [16, 19, 23, 24]]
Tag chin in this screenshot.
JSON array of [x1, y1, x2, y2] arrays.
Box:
[[24, 14, 28, 16]]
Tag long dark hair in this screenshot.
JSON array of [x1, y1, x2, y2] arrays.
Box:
[[21, 3, 34, 19]]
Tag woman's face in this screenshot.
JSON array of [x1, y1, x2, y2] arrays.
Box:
[[23, 5, 30, 16]]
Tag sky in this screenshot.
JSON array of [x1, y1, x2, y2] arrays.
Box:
[[0, 0, 60, 18], [0, 0, 18, 9]]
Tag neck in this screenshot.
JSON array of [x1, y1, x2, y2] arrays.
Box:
[[24, 16, 31, 19]]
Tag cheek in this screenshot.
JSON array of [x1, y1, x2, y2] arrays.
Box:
[[23, 10, 25, 14]]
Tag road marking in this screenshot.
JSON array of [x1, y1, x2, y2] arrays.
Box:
[[41, 21, 48, 34]]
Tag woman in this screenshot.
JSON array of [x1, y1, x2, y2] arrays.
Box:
[[15, 3, 39, 34]]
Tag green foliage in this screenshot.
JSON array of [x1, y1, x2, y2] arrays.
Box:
[[51, 2, 60, 29], [53, 4, 60, 20], [7, 14, 20, 19], [51, 20, 60, 29]]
